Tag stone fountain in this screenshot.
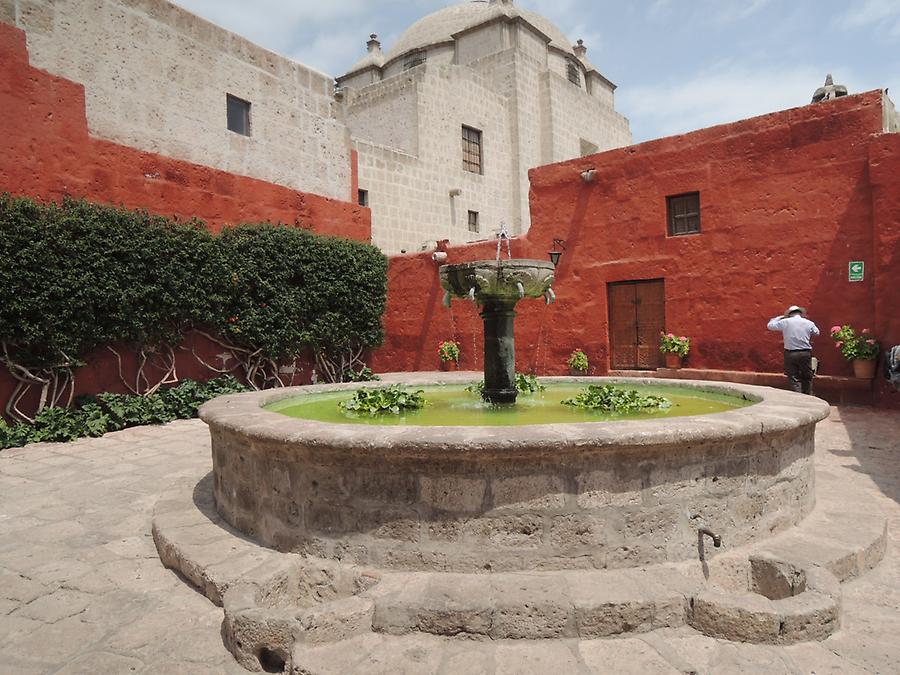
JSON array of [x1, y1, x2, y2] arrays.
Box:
[[439, 228, 555, 403], [148, 226, 879, 673]]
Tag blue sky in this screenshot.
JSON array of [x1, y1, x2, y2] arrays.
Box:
[[173, 0, 900, 143]]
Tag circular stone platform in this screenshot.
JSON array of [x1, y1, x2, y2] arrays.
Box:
[[200, 376, 829, 572]]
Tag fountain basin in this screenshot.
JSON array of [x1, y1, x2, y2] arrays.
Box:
[[200, 376, 829, 573]]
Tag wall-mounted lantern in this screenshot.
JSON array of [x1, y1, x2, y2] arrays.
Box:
[[548, 238, 566, 267]]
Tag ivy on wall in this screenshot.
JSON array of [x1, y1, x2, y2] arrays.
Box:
[[0, 195, 388, 422]]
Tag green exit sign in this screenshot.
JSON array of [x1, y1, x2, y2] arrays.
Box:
[[848, 261, 864, 282]]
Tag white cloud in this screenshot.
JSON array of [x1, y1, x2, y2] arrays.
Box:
[[834, 0, 900, 30], [618, 62, 850, 141], [644, 0, 773, 26]]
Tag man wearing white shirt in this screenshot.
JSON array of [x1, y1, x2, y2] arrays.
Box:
[[767, 305, 820, 395]]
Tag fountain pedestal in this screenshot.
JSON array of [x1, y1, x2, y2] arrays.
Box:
[[439, 259, 555, 404], [481, 299, 517, 403]]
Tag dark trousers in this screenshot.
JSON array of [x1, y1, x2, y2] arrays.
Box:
[[784, 349, 814, 395]]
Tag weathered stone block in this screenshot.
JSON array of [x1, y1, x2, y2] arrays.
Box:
[[464, 515, 543, 549], [419, 476, 485, 513], [549, 514, 605, 553], [690, 591, 780, 642], [489, 575, 574, 639], [489, 473, 566, 512], [576, 468, 642, 509]]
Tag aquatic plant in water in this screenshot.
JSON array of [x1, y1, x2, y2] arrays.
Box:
[[339, 385, 426, 415], [562, 385, 671, 413]]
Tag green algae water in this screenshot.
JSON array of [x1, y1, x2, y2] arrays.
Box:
[[266, 384, 753, 426]]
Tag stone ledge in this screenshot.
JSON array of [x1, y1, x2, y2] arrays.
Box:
[[199, 375, 831, 454], [639, 368, 873, 405]]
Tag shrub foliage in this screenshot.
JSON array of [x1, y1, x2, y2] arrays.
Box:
[[0, 195, 387, 421], [0, 376, 246, 449]]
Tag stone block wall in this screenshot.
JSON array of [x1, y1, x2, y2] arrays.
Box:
[[205, 381, 826, 573], [1, 0, 353, 201]]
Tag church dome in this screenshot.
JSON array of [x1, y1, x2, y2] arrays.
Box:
[[382, 0, 577, 64]]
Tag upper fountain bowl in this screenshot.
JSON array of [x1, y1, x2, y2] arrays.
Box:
[[440, 259, 555, 304]]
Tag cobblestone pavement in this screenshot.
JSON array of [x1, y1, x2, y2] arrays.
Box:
[[0, 407, 898, 674]]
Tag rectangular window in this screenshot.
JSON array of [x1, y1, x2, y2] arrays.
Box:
[[667, 192, 701, 236], [468, 210, 480, 233], [226, 94, 251, 136], [358, 189, 369, 207], [462, 125, 483, 174]]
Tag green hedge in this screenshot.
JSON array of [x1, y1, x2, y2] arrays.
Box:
[[0, 195, 388, 419], [0, 376, 247, 449]]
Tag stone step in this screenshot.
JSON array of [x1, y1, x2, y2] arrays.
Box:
[[369, 567, 696, 640], [290, 632, 686, 675]]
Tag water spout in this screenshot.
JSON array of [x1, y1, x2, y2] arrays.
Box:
[[545, 288, 556, 305], [516, 282, 525, 299], [468, 287, 476, 302], [699, 527, 722, 548], [495, 222, 512, 261]]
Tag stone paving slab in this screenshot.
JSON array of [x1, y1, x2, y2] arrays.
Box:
[[0, 407, 898, 673]]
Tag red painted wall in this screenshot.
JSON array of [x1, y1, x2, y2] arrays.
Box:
[[0, 23, 368, 416], [373, 90, 900, 408], [0, 23, 370, 238]]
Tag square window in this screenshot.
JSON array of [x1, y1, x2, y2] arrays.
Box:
[[227, 94, 251, 136], [462, 125, 483, 174], [468, 210, 479, 233], [667, 192, 701, 236], [358, 189, 369, 207]]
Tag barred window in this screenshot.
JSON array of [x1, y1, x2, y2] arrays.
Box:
[[667, 192, 701, 236], [404, 49, 427, 70], [357, 189, 368, 207], [468, 210, 480, 233], [567, 61, 581, 87], [462, 125, 483, 174]]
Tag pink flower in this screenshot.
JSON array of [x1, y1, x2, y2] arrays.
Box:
[[667, 333, 675, 338], [861, 328, 870, 334], [679, 336, 687, 341], [835, 341, 843, 348], [866, 339, 875, 345], [830, 326, 841, 334]]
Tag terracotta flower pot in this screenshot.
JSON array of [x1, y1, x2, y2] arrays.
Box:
[[568, 367, 588, 377], [852, 358, 876, 379], [440, 360, 458, 372], [664, 353, 683, 369]]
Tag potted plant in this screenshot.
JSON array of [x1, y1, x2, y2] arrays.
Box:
[[567, 349, 589, 376], [659, 332, 690, 369], [438, 340, 460, 371], [830, 325, 880, 378]]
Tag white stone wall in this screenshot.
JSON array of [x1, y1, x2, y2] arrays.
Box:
[[456, 21, 509, 65], [884, 92, 900, 133], [543, 72, 632, 162], [353, 64, 515, 254], [3, 0, 352, 201], [381, 44, 455, 81], [344, 16, 632, 253], [344, 76, 419, 156]]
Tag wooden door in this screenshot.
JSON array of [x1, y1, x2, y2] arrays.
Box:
[[607, 279, 666, 370]]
